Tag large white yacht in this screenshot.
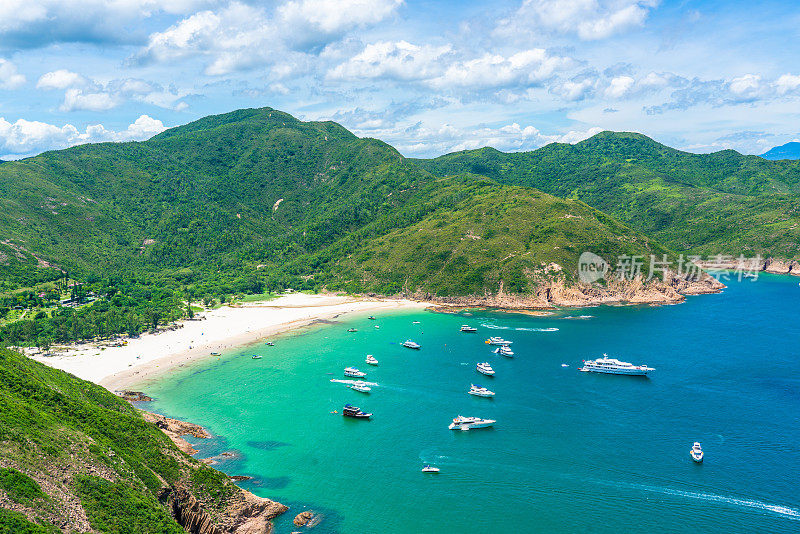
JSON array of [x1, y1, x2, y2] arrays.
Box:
[[486, 336, 512, 346], [468, 384, 495, 397], [402, 340, 421, 349], [349, 381, 371, 393], [476, 362, 495, 376], [448, 415, 496, 430], [460, 325, 477, 332], [579, 354, 654, 376], [493, 345, 514, 357], [344, 367, 367, 378], [365, 355, 379, 365]]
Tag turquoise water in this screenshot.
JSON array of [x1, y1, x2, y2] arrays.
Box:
[[143, 275, 800, 533]]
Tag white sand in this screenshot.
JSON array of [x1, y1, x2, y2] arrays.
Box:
[[32, 293, 430, 392]]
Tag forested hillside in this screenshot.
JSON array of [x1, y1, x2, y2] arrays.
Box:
[[415, 131, 800, 258], [0, 347, 285, 532]]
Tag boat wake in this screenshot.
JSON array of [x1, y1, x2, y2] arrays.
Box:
[[481, 323, 559, 332], [561, 315, 594, 319], [330, 379, 379, 386], [593, 479, 800, 521]]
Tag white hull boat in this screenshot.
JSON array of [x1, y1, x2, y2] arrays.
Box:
[[476, 362, 495, 376], [349, 381, 371, 393], [579, 354, 654, 376], [448, 415, 496, 431], [690, 442, 704, 462], [468, 384, 495, 397], [344, 367, 367, 378], [402, 340, 421, 349], [486, 337, 513, 346], [365, 355, 379, 365]]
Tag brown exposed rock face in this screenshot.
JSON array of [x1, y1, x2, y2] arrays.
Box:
[[415, 272, 724, 310], [140, 410, 212, 455], [694, 257, 800, 276], [117, 390, 153, 401]]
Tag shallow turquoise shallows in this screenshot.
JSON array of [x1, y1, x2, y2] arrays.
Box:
[[143, 275, 800, 533]]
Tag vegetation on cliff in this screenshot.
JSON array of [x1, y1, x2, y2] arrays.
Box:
[[0, 347, 284, 532]]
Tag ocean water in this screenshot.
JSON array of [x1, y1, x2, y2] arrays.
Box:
[[143, 275, 800, 533]]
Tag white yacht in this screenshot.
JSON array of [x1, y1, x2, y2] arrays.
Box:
[[402, 340, 421, 349], [493, 345, 514, 357], [690, 442, 704, 463], [486, 336, 513, 346], [579, 354, 654, 376], [468, 384, 495, 397], [365, 355, 378, 365], [421, 465, 440, 473], [349, 381, 371, 393], [476, 362, 495, 376], [344, 367, 367, 378], [448, 415, 496, 430], [460, 325, 477, 333]]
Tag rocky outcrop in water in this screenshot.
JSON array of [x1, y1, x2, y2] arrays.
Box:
[[140, 410, 212, 455], [116, 390, 153, 401]]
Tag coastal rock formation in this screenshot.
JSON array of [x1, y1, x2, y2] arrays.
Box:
[[694, 257, 800, 276], [294, 511, 314, 526], [117, 390, 153, 401], [415, 272, 724, 310], [140, 410, 212, 455], [764, 258, 793, 274]]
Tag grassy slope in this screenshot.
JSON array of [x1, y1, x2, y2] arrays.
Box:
[[0, 347, 249, 532], [415, 132, 800, 258]]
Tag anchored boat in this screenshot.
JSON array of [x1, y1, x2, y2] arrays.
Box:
[[579, 354, 654, 376]]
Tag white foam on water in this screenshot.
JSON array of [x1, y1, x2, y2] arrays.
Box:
[[481, 323, 559, 332], [329, 379, 379, 386], [562, 315, 594, 319], [594, 479, 800, 521]]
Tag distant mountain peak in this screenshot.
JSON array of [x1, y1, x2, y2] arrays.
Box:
[[761, 141, 800, 161]]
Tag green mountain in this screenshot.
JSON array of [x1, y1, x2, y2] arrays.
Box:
[[0, 347, 285, 532], [0, 109, 696, 346], [415, 131, 800, 258], [761, 141, 800, 161]]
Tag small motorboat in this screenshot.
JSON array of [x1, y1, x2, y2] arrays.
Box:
[[468, 384, 495, 397], [493, 345, 514, 357], [690, 442, 704, 463], [402, 340, 421, 349], [265, 342, 275, 346], [251, 355, 262, 360], [421, 465, 440, 473], [368, 316, 376, 320], [365, 355, 379, 365], [210, 352, 221, 356], [342, 404, 371, 418], [561, 363, 569, 368], [460, 325, 477, 333], [374, 325, 380, 329], [344, 367, 366, 378], [485, 337, 512, 346], [347, 328, 357, 333], [412, 320, 421, 324], [349, 381, 371, 393], [476, 362, 495, 376]]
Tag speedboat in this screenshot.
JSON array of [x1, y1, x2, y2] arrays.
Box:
[[468, 384, 495, 397], [476, 362, 495, 376], [368, 316, 376, 320], [690, 442, 704, 462], [421, 465, 440, 473], [493, 345, 514, 357], [265, 342, 274, 346], [211, 352, 221, 356], [342, 404, 371, 418], [460, 325, 477, 333], [347, 328, 357, 332], [251, 355, 262, 359], [448, 415, 496, 431], [344, 367, 366, 378], [365, 355, 379, 365], [402, 340, 421, 349], [412, 320, 421, 324], [579, 354, 654, 376], [349, 381, 371, 393], [485, 336, 512, 346]]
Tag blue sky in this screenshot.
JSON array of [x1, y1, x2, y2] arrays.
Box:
[[0, 0, 798, 159]]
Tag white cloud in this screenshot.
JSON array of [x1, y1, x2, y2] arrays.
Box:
[[0, 0, 220, 47], [37, 69, 87, 90], [0, 59, 26, 89], [61, 88, 118, 112], [496, 0, 659, 41], [430, 49, 572, 90], [604, 75, 635, 98], [0, 114, 166, 159], [774, 74, 800, 95], [327, 41, 452, 81]]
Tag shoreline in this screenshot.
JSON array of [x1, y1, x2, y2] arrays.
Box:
[[32, 293, 431, 392]]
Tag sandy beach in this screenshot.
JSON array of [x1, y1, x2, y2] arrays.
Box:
[[32, 293, 430, 392]]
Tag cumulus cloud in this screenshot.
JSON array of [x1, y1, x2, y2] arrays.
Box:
[[135, 0, 403, 75], [430, 49, 573, 90], [0, 114, 166, 159], [0, 59, 26, 89], [327, 41, 452, 81], [61, 89, 118, 112], [496, 0, 659, 41], [0, 0, 220, 48], [37, 69, 87, 90]]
